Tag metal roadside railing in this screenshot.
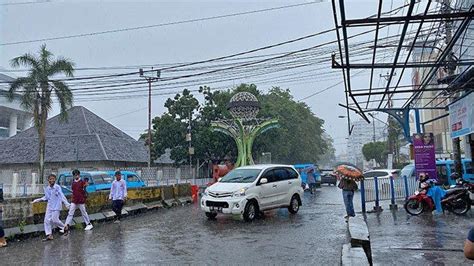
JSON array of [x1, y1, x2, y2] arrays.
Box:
[[145, 178, 212, 187], [360, 175, 418, 212], [0, 178, 214, 198]]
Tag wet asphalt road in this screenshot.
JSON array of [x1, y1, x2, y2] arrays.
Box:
[[0, 186, 349, 265]]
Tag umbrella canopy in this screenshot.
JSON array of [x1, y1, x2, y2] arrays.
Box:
[[335, 164, 364, 181]]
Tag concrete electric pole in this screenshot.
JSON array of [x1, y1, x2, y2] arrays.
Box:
[[441, 0, 462, 177], [139, 68, 160, 167]]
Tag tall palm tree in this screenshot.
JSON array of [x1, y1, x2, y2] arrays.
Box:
[[8, 44, 75, 183]]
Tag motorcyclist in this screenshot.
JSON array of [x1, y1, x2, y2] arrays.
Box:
[[418, 173, 445, 214], [418, 173, 430, 190]]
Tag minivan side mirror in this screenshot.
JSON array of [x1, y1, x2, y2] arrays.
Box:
[[218, 177, 222, 182], [260, 178, 268, 184]]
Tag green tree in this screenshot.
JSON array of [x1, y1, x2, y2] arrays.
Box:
[[387, 116, 404, 166], [8, 45, 75, 183], [253, 87, 327, 164], [318, 132, 336, 168], [362, 141, 387, 167]]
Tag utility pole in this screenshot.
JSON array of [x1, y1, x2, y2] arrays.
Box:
[[372, 115, 376, 143], [186, 109, 195, 181], [442, 0, 462, 177], [369, 113, 376, 142], [139, 68, 160, 167]]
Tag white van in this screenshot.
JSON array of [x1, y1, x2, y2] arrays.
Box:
[[200, 164, 304, 222]]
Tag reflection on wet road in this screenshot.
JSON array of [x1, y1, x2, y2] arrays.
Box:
[[0, 186, 349, 265]]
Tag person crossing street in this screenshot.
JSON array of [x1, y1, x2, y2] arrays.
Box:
[[64, 169, 93, 232], [109, 171, 127, 223], [32, 174, 70, 241]]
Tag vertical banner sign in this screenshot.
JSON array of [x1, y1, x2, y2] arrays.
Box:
[[449, 93, 474, 138], [412, 133, 437, 180]]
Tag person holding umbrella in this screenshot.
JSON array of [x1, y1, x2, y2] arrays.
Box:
[[335, 165, 362, 222], [306, 168, 317, 194]]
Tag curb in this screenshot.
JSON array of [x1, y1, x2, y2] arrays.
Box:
[[3, 200, 192, 241], [342, 244, 369, 266], [342, 216, 372, 266]]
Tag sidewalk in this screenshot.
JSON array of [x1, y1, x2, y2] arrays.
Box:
[[363, 203, 473, 265]]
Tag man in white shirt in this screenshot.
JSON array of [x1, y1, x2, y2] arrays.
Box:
[[32, 174, 70, 241], [109, 171, 127, 223]]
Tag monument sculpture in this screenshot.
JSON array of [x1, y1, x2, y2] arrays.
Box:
[[211, 92, 279, 167]]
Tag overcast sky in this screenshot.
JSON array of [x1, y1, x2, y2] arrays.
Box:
[[1, 0, 420, 155]]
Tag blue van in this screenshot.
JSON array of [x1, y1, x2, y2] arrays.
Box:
[[105, 171, 146, 189], [294, 163, 321, 187], [57, 171, 145, 195], [400, 159, 473, 185]]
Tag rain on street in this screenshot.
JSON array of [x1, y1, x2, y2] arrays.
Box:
[[0, 186, 348, 265]]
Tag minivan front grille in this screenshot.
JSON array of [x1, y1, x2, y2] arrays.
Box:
[[206, 201, 229, 208], [208, 191, 233, 198]]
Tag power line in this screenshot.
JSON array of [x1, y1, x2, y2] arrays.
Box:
[[1, 0, 50, 6], [106, 107, 148, 120], [0, 1, 320, 46], [297, 70, 365, 101]]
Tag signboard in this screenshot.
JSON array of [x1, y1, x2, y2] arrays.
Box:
[[449, 92, 474, 138], [412, 133, 437, 180]]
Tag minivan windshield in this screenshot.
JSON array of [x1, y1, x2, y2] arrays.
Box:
[[220, 168, 262, 183]]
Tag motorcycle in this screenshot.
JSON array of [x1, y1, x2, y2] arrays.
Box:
[[404, 183, 472, 215]]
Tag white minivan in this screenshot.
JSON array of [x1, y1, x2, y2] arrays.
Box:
[[200, 164, 304, 222]]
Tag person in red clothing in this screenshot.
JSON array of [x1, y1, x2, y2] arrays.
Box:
[[64, 169, 93, 232]]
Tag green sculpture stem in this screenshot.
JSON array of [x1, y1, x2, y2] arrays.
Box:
[[211, 118, 279, 167]]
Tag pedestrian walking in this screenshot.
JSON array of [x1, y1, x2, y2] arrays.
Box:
[[338, 178, 358, 222], [64, 170, 93, 232], [32, 174, 70, 241], [306, 169, 317, 194], [0, 192, 6, 247], [109, 171, 127, 223]]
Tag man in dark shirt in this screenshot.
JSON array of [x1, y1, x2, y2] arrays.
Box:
[[64, 170, 93, 232]]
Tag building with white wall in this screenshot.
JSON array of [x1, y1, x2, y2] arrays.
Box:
[[346, 118, 386, 169], [0, 73, 32, 140]]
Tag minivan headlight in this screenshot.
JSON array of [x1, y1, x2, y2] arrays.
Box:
[[202, 189, 208, 196], [233, 188, 246, 197]]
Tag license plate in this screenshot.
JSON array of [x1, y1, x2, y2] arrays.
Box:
[[210, 207, 223, 212]]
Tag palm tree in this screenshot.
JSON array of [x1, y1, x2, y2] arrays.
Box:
[[8, 44, 75, 183]]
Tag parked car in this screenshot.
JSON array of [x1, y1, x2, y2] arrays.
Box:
[[104, 171, 146, 189], [294, 163, 321, 187], [400, 159, 473, 185], [363, 169, 400, 180], [200, 164, 304, 222], [320, 170, 337, 186], [57, 171, 114, 195], [57, 170, 145, 195]]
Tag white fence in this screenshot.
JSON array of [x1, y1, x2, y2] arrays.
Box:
[[362, 175, 418, 202], [360, 175, 419, 212]]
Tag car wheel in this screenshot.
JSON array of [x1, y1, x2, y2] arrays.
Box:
[[288, 195, 300, 214], [243, 201, 258, 222], [205, 212, 217, 219]]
